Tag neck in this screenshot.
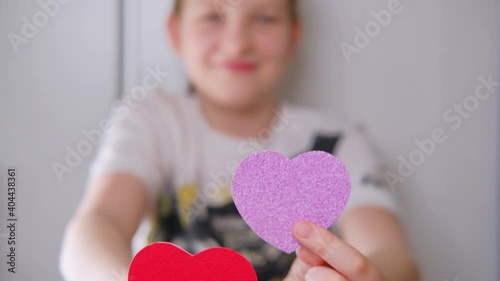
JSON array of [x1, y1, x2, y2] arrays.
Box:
[[199, 95, 278, 139]]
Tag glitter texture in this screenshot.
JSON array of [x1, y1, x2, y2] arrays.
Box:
[[231, 151, 351, 254]]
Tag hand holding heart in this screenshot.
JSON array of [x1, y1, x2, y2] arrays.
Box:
[[232, 151, 384, 281], [284, 221, 386, 281]]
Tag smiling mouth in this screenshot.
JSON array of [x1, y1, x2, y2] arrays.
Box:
[[224, 62, 257, 73]]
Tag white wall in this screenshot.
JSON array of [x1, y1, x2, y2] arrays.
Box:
[[0, 0, 119, 280], [0, 0, 498, 280]]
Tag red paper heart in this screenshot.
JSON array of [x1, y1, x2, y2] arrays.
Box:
[[128, 242, 257, 281]]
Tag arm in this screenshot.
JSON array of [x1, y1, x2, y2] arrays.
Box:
[[59, 172, 148, 281]]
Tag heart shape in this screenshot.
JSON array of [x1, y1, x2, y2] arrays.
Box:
[[128, 242, 257, 281], [231, 151, 351, 253]]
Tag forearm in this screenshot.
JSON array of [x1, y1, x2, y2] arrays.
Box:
[[367, 246, 420, 281], [60, 212, 132, 281]]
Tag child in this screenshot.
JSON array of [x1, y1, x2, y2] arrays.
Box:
[[60, 0, 420, 280]]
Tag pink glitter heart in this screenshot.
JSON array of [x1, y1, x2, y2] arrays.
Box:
[[231, 151, 351, 254]]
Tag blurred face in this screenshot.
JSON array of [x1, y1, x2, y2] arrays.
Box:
[[168, 0, 301, 110]]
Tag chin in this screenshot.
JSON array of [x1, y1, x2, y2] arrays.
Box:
[[212, 90, 266, 111]]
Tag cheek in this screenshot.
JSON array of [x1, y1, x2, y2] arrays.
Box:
[[256, 28, 292, 74], [181, 26, 219, 69], [258, 27, 290, 60]]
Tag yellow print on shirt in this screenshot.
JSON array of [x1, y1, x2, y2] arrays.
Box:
[[175, 183, 198, 228]]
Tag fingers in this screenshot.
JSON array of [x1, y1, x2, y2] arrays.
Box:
[[285, 258, 347, 281], [284, 241, 327, 281], [293, 221, 384, 281], [284, 257, 313, 281], [296, 246, 325, 267], [305, 266, 348, 281]]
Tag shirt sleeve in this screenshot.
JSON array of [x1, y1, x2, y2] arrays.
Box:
[[335, 126, 400, 215], [86, 95, 165, 205]]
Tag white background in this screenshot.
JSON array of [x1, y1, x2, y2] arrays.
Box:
[[1, 0, 499, 280], [1, 0, 120, 280]]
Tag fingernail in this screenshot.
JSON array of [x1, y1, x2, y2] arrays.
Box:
[[305, 271, 316, 281], [295, 221, 313, 239], [304, 270, 322, 281], [305, 267, 329, 281]]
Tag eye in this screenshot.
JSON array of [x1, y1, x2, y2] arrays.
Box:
[[256, 15, 277, 24], [203, 12, 223, 23]]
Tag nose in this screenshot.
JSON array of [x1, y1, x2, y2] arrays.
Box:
[[220, 17, 252, 57]]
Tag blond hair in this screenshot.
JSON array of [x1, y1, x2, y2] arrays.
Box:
[[172, 0, 299, 21]]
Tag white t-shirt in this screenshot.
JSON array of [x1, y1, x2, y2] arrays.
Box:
[[88, 91, 399, 280]]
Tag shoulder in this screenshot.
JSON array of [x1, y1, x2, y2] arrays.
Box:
[[112, 90, 196, 124], [281, 102, 360, 137], [154, 90, 196, 108], [278, 103, 384, 170], [131, 89, 195, 114]]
